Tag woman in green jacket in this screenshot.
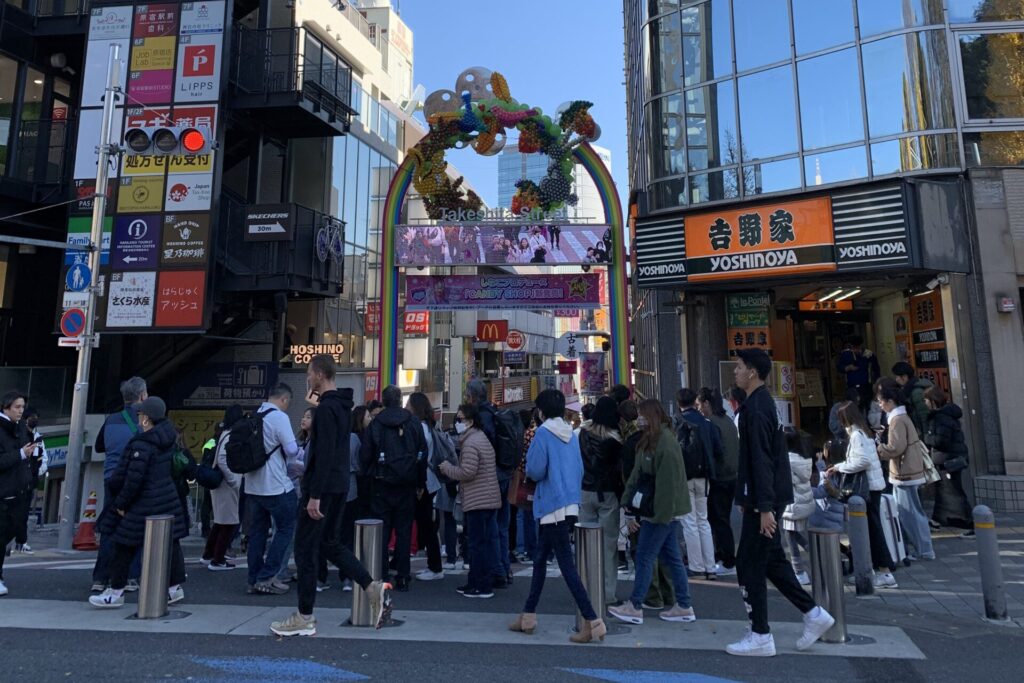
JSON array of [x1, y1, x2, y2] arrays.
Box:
[[608, 399, 696, 626]]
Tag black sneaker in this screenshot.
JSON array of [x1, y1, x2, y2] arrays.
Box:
[[506, 573, 514, 585], [394, 577, 410, 592], [492, 577, 509, 589], [456, 584, 471, 595], [461, 587, 494, 599]]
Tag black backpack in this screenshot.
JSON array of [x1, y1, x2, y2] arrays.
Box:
[[677, 419, 711, 481], [225, 408, 280, 474], [493, 408, 525, 472], [372, 418, 422, 486]]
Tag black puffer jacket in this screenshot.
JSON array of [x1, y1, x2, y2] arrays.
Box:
[[98, 419, 188, 546], [0, 416, 31, 500], [925, 403, 968, 468], [579, 425, 623, 496]]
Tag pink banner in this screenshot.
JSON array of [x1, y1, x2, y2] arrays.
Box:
[[406, 274, 602, 311], [396, 224, 612, 267], [580, 352, 606, 394]]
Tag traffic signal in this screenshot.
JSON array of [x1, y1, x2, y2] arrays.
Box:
[[122, 126, 211, 156]]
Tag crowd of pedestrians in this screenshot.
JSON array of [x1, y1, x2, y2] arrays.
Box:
[[0, 347, 974, 653]]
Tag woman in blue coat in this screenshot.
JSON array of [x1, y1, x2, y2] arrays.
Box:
[[90, 397, 188, 608]]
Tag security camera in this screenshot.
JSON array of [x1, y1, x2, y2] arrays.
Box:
[[926, 274, 950, 290]]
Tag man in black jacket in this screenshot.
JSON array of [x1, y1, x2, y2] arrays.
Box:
[[727, 349, 833, 657], [0, 390, 32, 596], [360, 384, 426, 592], [271, 355, 391, 636]]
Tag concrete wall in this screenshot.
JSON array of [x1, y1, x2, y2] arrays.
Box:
[[871, 291, 906, 378]]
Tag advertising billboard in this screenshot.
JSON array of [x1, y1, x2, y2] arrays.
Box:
[[406, 274, 602, 311], [395, 224, 613, 266]]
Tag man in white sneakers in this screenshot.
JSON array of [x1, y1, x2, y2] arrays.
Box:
[[728, 348, 834, 657]]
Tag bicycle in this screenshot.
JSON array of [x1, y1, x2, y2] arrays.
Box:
[[316, 217, 345, 262]]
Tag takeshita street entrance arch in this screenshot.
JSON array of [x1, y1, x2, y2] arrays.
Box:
[[377, 67, 630, 391]]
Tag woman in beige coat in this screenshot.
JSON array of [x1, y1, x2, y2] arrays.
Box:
[[440, 403, 501, 598], [875, 379, 935, 561], [201, 405, 243, 570]]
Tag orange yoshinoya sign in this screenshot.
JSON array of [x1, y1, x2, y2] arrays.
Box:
[[684, 197, 836, 282]]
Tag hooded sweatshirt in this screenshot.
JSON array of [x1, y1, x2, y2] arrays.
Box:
[[525, 418, 583, 521], [303, 388, 354, 500], [359, 405, 428, 490]]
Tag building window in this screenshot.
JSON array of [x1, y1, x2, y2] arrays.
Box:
[[690, 168, 739, 204], [738, 65, 798, 160], [684, 80, 738, 171], [948, 0, 1024, 23], [681, 0, 732, 86], [871, 133, 960, 174], [733, 0, 791, 72], [0, 56, 16, 176], [804, 145, 868, 185], [792, 0, 855, 56], [743, 157, 802, 195], [959, 32, 1024, 120], [964, 131, 1024, 166], [856, 0, 944, 38], [650, 176, 686, 210], [861, 30, 955, 137], [650, 12, 683, 95], [649, 94, 686, 177], [798, 48, 863, 151]]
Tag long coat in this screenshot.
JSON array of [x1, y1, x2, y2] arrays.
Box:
[[210, 432, 241, 525], [98, 419, 188, 546]]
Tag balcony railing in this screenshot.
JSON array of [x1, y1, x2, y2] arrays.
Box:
[[216, 194, 345, 298], [32, 0, 90, 17]]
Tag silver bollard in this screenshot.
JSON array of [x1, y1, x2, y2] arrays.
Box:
[[808, 527, 848, 643], [574, 522, 604, 632], [973, 505, 1009, 622], [351, 519, 384, 627], [137, 514, 173, 619], [847, 496, 874, 597]]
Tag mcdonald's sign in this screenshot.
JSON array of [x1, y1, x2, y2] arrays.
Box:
[[477, 319, 508, 342]]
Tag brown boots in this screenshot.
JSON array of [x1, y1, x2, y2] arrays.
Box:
[[509, 612, 537, 635], [569, 618, 607, 644]]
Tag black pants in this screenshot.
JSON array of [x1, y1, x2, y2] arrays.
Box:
[[318, 497, 359, 584], [371, 484, 416, 582], [868, 491, 896, 571], [295, 493, 372, 615], [414, 490, 442, 573], [736, 509, 816, 634], [202, 523, 237, 564], [708, 479, 736, 568], [0, 496, 18, 579], [110, 539, 186, 590]]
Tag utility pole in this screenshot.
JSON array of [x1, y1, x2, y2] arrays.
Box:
[[57, 44, 122, 550]]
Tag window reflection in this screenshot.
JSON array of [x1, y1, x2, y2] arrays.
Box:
[[856, 0, 944, 38], [793, 0, 854, 55], [798, 48, 863, 150], [650, 95, 686, 177], [0, 55, 16, 176], [743, 157, 802, 195], [685, 81, 738, 171], [734, 0, 791, 71], [690, 168, 739, 204], [959, 33, 1024, 119], [681, 0, 732, 85], [964, 131, 1024, 166], [804, 145, 868, 185], [650, 13, 683, 94], [738, 65, 798, 160], [649, 0, 679, 16], [948, 0, 1024, 23], [870, 133, 959, 175], [651, 176, 687, 209], [861, 30, 954, 137]]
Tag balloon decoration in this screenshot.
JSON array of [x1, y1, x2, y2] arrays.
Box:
[[412, 67, 602, 219]]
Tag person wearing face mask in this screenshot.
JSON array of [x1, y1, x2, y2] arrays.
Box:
[[12, 406, 46, 554], [0, 390, 33, 596], [90, 397, 189, 608]]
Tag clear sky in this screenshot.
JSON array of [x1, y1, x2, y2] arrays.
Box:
[[397, 0, 628, 214]]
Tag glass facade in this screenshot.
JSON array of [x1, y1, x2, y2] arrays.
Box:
[[642, 0, 1024, 210]]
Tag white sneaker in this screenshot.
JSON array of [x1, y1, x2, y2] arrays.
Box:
[[316, 581, 330, 593], [873, 572, 898, 588], [199, 558, 211, 566], [0, 579, 8, 596], [15, 544, 33, 555], [416, 569, 445, 581], [89, 588, 125, 608], [796, 606, 836, 651], [168, 585, 185, 605], [442, 562, 457, 571], [726, 631, 776, 657], [715, 562, 737, 577], [123, 579, 140, 593], [342, 579, 353, 592], [795, 571, 811, 586]]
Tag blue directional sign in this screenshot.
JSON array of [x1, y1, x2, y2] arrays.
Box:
[[65, 263, 91, 292]]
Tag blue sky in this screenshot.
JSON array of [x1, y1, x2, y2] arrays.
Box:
[[398, 0, 628, 212]]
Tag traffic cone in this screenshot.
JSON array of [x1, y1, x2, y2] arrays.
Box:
[[72, 490, 99, 551]]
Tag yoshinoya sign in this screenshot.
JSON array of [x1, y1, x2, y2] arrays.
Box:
[[244, 204, 294, 241], [832, 186, 912, 271]]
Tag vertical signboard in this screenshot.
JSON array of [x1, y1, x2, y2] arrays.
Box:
[[910, 290, 949, 392], [726, 292, 772, 358]]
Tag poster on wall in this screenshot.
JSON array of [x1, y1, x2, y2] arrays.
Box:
[[726, 292, 772, 358], [175, 33, 222, 102], [893, 311, 912, 363], [909, 289, 950, 392], [580, 352, 606, 394], [395, 224, 613, 266], [155, 270, 206, 327], [112, 215, 161, 270], [161, 213, 210, 266], [117, 175, 166, 213], [180, 1, 226, 35], [89, 5, 133, 40], [165, 173, 213, 211], [133, 3, 180, 37], [106, 271, 156, 327], [130, 36, 177, 71], [405, 274, 602, 311]]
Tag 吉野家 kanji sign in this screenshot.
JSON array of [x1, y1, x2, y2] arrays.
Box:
[[477, 319, 509, 342]]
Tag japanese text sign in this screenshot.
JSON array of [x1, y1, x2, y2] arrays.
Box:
[[406, 274, 602, 311]]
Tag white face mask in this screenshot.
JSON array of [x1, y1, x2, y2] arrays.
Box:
[[636, 416, 648, 428], [455, 421, 468, 435]]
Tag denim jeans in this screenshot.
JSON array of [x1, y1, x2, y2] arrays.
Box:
[[246, 489, 298, 585], [523, 519, 597, 620], [630, 520, 692, 610], [515, 507, 538, 560], [496, 479, 512, 576], [465, 508, 499, 592], [893, 484, 935, 559]]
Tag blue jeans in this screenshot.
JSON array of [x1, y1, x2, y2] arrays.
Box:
[[92, 481, 140, 584], [523, 520, 597, 620], [246, 489, 298, 585], [496, 479, 511, 576], [465, 508, 499, 592], [893, 484, 935, 559], [516, 507, 538, 560], [630, 520, 691, 610]]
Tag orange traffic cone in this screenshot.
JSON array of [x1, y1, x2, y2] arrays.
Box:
[[73, 490, 99, 551]]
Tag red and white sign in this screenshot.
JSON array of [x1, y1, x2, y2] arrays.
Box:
[[364, 302, 381, 336], [58, 337, 85, 348], [175, 33, 222, 102], [364, 372, 380, 403], [505, 329, 526, 351], [155, 270, 205, 328], [557, 361, 578, 375], [404, 311, 431, 336], [477, 319, 508, 342], [182, 44, 215, 77]]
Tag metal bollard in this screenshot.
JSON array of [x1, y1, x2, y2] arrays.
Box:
[[574, 522, 604, 632], [137, 515, 173, 619], [847, 496, 874, 597], [973, 505, 1009, 622], [351, 519, 384, 627], [808, 527, 848, 643]]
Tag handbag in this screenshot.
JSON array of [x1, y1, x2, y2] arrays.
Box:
[[509, 469, 536, 508], [911, 439, 942, 485], [835, 471, 869, 503], [195, 462, 224, 489], [942, 455, 969, 473], [630, 470, 657, 518]]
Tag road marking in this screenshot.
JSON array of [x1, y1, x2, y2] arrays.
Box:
[[192, 656, 367, 681], [564, 669, 742, 683]]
